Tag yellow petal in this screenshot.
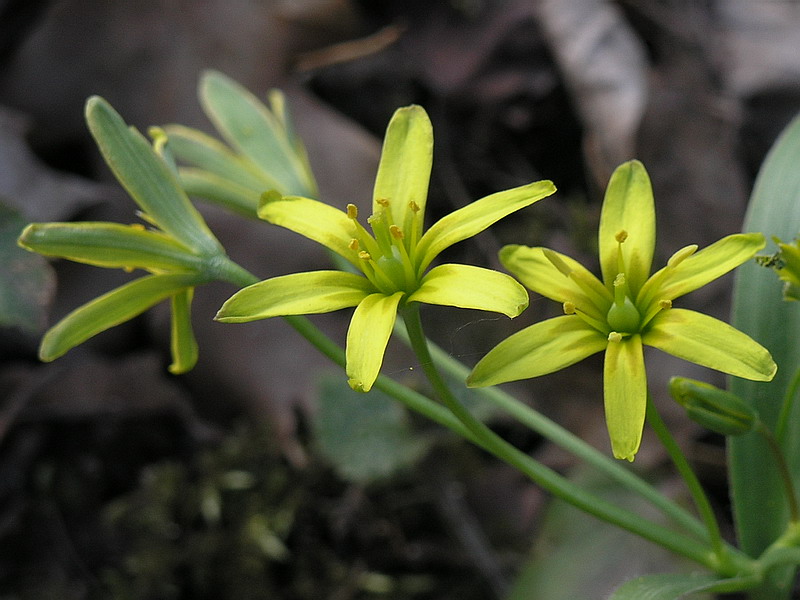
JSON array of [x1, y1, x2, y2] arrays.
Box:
[[373, 106, 433, 242], [598, 160, 655, 296], [216, 271, 374, 322], [467, 316, 607, 387], [604, 334, 647, 461], [499, 245, 611, 322], [346, 292, 404, 392], [415, 181, 556, 273], [408, 264, 528, 318], [643, 309, 777, 381], [258, 193, 356, 263]]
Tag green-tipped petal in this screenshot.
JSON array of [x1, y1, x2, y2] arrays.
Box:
[[199, 71, 317, 197], [346, 291, 404, 392], [643, 308, 777, 381], [408, 264, 529, 317], [598, 160, 655, 295], [161, 124, 277, 193], [18, 222, 200, 272], [638, 233, 766, 307], [604, 334, 647, 461], [257, 192, 356, 263], [500, 245, 611, 321], [467, 316, 607, 387], [416, 181, 557, 273], [216, 271, 374, 322], [373, 106, 433, 239], [85, 97, 222, 256], [39, 273, 200, 362], [168, 287, 199, 374]]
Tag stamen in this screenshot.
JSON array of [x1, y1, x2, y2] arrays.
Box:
[[615, 230, 628, 244], [563, 301, 576, 315], [409, 201, 420, 213], [390, 225, 404, 239], [377, 198, 390, 208], [131, 223, 145, 231], [543, 248, 573, 277], [358, 251, 371, 261], [348, 239, 359, 251], [608, 332, 623, 343], [346, 204, 358, 220], [658, 299, 672, 310], [667, 244, 698, 268]]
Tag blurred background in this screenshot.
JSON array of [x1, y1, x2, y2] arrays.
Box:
[[1, 1, 800, 598]]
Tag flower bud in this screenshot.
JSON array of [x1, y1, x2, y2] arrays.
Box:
[[668, 377, 758, 436]]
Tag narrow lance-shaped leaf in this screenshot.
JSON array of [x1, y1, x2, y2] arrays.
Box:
[[18, 222, 201, 272], [729, 110, 800, 595], [200, 70, 317, 198], [85, 96, 222, 256], [40, 273, 202, 362]]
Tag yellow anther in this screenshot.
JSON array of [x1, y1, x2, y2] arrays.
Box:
[[358, 251, 371, 260], [377, 198, 390, 207], [348, 239, 360, 251], [346, 204, 358, 219], [390, 225, 404, 239], [613, 273, 626, 288], [608, 332, 623, 343], [123, 266, 134, 273], [667, 244, 698, 268], [615, 230, 628, 244], [563, 301, 576, 315], [131, 223, 146, 231], [409, 200, 420, 213], [658, 299, 672, 310]]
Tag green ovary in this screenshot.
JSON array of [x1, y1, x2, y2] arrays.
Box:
[[607, 295, 641, 333]]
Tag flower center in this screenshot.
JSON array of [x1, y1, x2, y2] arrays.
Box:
[[605, 231, 641, 334], [607, 274, 641, 332], [346, 200, 419, 294]]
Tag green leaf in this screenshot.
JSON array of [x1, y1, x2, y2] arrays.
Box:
[[18, 222, 200, 272], [168, 288, 198, 374], [161, 124, 276, 193], [199, 71, 317, 198], [40, 273, 201, 362], [0, 203, 54, 333], [609, 572, 757, 599], [85, 96, 222, 256], [729, 110, 800, 597], [311, 375, 430, 484]]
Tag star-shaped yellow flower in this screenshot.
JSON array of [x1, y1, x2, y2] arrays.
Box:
[[468, 160, 776, 461], [216, 105, 556, 392]]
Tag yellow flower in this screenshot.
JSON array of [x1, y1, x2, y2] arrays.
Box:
[[216, 105, 555, 392], [468, 160, 776, 461]]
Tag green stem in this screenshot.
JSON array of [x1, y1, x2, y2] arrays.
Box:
[[756, 421, 800, 523], [398, 302, 722, 570], [211, 259, 746, 572], [775, 366, 800, 445], [645, 394, 725, 560], [395, 325, 709, 542]]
